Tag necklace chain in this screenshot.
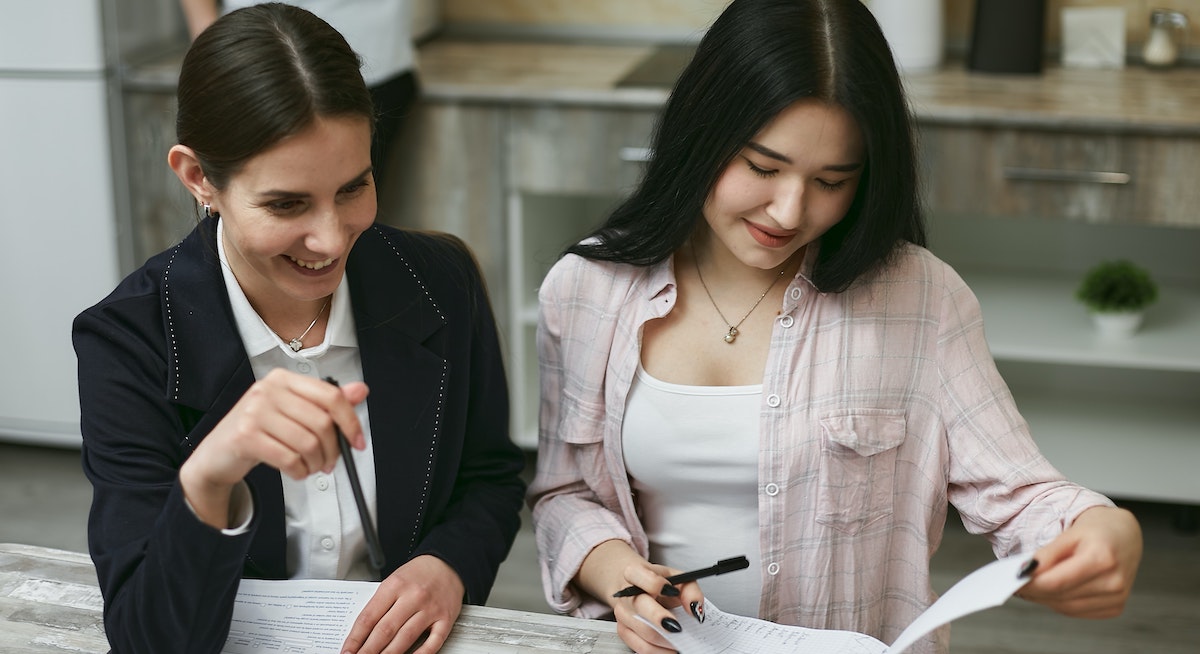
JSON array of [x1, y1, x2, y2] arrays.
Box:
[[691, 243, 788, 344], [284, 298, 330, 352]]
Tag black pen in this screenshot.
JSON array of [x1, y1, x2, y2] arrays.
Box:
[[323, 377, 386, 576], [612, 556, 750, 598]]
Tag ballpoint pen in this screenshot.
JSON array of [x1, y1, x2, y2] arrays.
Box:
[[323, 377, 386, 576], [612, 556, 750, 598]]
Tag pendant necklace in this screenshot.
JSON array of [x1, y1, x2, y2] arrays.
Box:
[[691, 243, 788, 344], [281, 298, 330, 352]]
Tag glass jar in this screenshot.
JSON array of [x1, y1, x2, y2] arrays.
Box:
[[1142, 9, 1188, 68]]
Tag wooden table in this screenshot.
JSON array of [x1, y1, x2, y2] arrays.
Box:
[[0, 543, 627, 653]]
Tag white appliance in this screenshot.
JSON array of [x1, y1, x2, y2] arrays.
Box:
[[0, 1, 123, 446]]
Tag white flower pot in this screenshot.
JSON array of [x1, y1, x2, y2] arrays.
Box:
[[1091, 311, 1144, 339]]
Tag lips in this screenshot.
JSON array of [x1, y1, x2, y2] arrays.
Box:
[[743, 220, 796, 248], [287, 255, 335, 271]]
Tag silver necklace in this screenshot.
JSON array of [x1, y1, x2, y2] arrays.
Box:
[[282, 298, 330, 352], [691, 244, 788, 344]]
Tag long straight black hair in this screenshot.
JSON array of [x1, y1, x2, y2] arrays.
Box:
[[568, 0, 925, 293]]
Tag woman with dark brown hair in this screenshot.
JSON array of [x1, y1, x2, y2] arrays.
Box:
[[73, 5, 523, 653]]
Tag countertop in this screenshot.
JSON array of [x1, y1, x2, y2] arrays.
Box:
[[123, 37, 1200, 134], [0, 542, 628, 654]]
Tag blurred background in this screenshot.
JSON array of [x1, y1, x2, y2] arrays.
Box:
[[2, 1, 1198, 652]]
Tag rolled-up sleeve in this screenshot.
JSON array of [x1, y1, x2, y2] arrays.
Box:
[[936, 266, 1113, 555], [527, 256, 637, 618]]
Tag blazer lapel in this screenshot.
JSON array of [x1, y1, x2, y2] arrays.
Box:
[[165, 218, 287, 578], [348, 227, 448, 573]]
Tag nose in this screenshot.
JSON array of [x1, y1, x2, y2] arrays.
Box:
[[766, 177, 805, 228], [303, 205, 345, 256]]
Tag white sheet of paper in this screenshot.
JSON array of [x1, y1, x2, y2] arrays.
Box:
[[221, 578, 378, 654], [644, 602, 887, 654], [885, 554, 1032, 654], [645, 554, 1033, 654]]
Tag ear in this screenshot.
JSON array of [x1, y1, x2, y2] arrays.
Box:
[[168, 144, 214, 208]]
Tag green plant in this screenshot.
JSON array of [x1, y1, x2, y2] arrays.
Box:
[[1075, 259, 1158, 313]]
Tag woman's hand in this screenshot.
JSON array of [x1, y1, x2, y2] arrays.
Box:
[[577, 540, 706, 654], [179, 368, 368, 528], [1019, 505, 1143, 618], [339, 555, 465, 654]]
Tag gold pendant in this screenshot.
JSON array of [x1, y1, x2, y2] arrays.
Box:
[[724, 326, 738, 343]]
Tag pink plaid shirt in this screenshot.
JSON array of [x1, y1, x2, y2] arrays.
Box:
[[528, 243, 1112, 654]]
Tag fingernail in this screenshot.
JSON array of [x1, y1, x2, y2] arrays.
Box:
[[1019, 558, 1039, 579], [690, 600, 705, 623], [660, 583, 680, 597], [661, 617, 683, 633]]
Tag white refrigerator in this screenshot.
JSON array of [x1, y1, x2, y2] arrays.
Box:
[[0, 1, 122, 446]]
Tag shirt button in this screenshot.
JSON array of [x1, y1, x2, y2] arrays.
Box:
[[779, 315, 794, 328], [766, 394, 781, 408], [297, 362, 312, 373], [314, 475, 329, 491], [764, 483, 780, 496], [790, 288, 802, 300], [767, 562, 780, 576], [320, 536, 335, 551]]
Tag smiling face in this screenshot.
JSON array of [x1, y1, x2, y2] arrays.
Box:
[[700, 99, 865, 272], [210, 115, 375, 318]]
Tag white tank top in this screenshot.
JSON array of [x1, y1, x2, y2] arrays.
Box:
[[622, 364, 764, 617]]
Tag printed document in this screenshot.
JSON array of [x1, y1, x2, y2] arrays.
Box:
[[221, 578, 377, 653], [219, 555, 1031, 654], [646, 554, 1033, 654]]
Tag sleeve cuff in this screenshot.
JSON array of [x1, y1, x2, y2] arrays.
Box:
[[183, 480, 255, 536]]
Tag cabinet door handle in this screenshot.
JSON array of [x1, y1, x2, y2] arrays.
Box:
[[619, 147, 653, 163], [1002, 167, 1131, 185]]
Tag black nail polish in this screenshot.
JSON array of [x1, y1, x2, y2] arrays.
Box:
[[661, 617, 683, 633], [660, 583, 680, 597], [690, 601, 705, 623]]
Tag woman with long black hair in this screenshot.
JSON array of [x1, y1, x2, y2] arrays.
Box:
[[528, 2, 1142, 653]]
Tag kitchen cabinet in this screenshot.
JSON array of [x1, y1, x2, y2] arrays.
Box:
[[920, 125, 1200, 228], [504, 106, 659, 447], [907, 65, 1200, 501], [920, 122, 1200, 505], [389, 101, 658, 447], [383, 102, 510, 324]]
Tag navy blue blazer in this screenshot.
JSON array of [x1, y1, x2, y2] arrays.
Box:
[[73, 218, 525, 654]]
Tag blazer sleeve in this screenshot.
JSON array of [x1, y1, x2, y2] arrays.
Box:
[[73, 291, 256, 654], [403, 236, 527, 604]]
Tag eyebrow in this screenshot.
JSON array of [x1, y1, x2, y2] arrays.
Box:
[[255, 166, 374, 199], [745, 142, 863, 173]]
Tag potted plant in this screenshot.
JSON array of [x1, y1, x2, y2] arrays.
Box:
[[1075, 259, 1158, 338]]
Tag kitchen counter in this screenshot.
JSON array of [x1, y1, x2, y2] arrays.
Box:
[[123, 37, 1200, 133], [0, 542, 629, 654], [413, 40, 1200, 134]]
